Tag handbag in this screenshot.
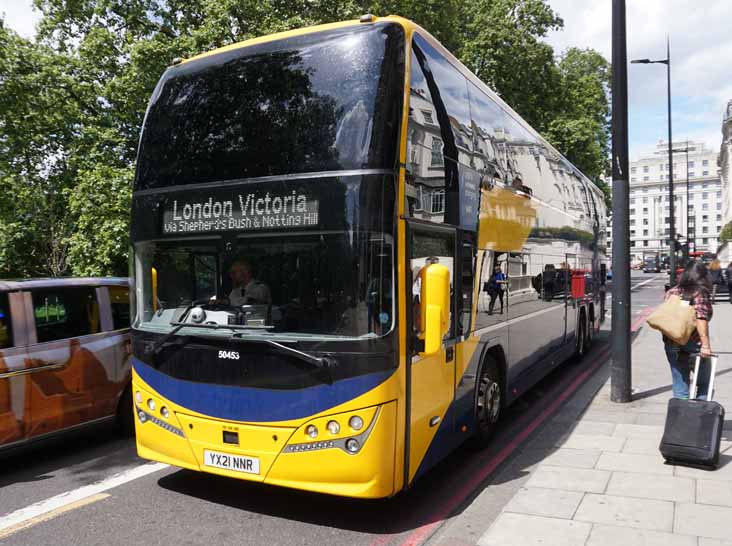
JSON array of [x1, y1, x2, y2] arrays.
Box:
[[646, 294, 697, 345]]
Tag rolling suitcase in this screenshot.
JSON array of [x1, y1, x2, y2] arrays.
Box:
[[659, 354, 725, 469]]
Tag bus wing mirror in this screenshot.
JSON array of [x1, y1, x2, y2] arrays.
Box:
[[419, 263, 450, 356]]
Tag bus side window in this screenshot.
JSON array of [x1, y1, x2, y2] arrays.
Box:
[[410, 229, 455, 352]]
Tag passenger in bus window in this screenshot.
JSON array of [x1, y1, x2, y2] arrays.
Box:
[[228, 260, 272, 306]]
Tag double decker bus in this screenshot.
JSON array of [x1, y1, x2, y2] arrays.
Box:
[[131, 16, 607, 498]]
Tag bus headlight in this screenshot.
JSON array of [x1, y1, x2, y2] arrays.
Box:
[[326, 420, 340, 435], [349, 415, 364, 431], [160, 406, 170, 419], [135, 391, 142, 404], [306, 425, 318, 438], [147, 398, 156, 412], [345, 438, 360, 453]]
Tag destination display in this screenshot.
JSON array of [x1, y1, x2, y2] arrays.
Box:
[[161, 190, 320, 234]]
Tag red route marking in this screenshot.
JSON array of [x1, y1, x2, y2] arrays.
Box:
[[370, 308, 656, 546]]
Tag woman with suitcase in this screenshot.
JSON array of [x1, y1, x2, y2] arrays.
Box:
[[663, 261, 714, 400]]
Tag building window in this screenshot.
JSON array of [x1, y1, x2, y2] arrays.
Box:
[[643, 208, 649, 214], [643, 176, 649, 181], [643, 188, 648, 193], [430, 137, 443, 166], [643, 219, 649, 225], [631, 167, 637, 174], [703, 226, 709, 234], [643, 241, 649, 247], [703, 203, 709, 211], [630, 208, 636, 215], [703, 183, 708, 188], [717, 214, 722, 221], [717, 202, 721, 210], [703, 238, 709, 244], [659, 175, 664, 181], [631, 177, 637, 182], [431, 190, 445, 214], [643, 166, 649, 173], [421, 110, 434, 125], [703, 159, 709, 166], [689, 161, 695, 168], [689, 172, 695, 177], [717, 191, 722, 198], [630, 198, 636, 205], [630, 219, 636, 226], [630, 241, 636, 247], [643, 197, 649, 204], [703, 171, 709, 176], [703, 192, 708, 199], [703, 215, 708, 222], [643, 229, 649, 236]]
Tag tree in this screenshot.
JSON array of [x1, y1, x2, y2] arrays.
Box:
[[0, 1, 612, 276]]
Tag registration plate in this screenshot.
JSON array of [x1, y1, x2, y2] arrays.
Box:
[[203, 449, 260, 475]]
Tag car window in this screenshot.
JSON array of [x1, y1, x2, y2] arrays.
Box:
[[0, 293, 12, 348], [32, 287, 99, 343], [109, 286, 131, 330]]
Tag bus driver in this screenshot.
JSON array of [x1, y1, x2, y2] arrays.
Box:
[[228, 260, 272, 306]]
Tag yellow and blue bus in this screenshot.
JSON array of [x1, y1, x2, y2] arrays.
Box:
[[130, 15, 607, 498]]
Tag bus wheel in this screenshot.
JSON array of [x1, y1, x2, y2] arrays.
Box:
[[471, 356, 501, 449], [116, 383, 134, 436], [584, 314, 594, 353], [575, 312, 587, 359]]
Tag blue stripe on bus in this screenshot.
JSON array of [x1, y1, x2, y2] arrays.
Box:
[[133, 358, 394, 422]]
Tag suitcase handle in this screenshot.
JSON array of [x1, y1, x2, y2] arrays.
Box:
[[690, 354, 718, 401]]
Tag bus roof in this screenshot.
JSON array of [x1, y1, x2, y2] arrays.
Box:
[[176, 15, 604, 204]]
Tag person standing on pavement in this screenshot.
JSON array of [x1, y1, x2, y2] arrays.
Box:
[[487, 264, 507, 315], [708, 259, 723, 302], [663, 261, 714, 399]]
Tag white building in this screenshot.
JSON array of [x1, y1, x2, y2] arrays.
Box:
[[607, 139, 722, 264], [715, 101, 732, 263]]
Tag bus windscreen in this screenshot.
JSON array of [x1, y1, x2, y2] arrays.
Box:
[[135, 23, 404, 191]]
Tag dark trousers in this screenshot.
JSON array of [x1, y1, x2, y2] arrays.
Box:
[[488, 288, 504, 313]]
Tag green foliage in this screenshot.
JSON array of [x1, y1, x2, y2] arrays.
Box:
[[0, 1, 612, 277], [720, 221, 732, 244]]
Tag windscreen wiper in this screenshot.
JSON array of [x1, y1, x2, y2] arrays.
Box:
[[229, 334, 337, 385], [229, 335, 336, 369]]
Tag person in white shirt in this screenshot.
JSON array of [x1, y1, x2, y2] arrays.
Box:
[[228, 260, 271, 306]]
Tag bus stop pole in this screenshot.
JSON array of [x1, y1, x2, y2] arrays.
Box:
[[611, 0, 632, 402]]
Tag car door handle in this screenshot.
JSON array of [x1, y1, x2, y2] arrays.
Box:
[[0, 361, 66, 379]]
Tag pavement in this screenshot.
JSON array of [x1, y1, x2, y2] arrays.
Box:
[[433, 291, 732, 546]]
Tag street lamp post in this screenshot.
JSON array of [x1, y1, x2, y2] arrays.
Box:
[[632, 36, 677, 285], [672, 141, 691, 258]]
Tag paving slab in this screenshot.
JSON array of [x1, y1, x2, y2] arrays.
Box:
[[674, 455, 732, 481], [477, 513, 592, 546], [613, 423, 665, 438], [697, 478, 732, 507], [503, 487, 584, 519], [622, 435, 663, 455], [634, 412, 669, 426], [675, 502, 732, 539], [522, 448, 601, 469], [559, 433, 626, 452], [524, 465, 610, 493], [699, 539, 732, 546], [569, 420, 617, 436], [579, 410, 638, 424], [596, 451, 674, 476], [605, 472, 695, 503], [573, 493, 674, 532], [585, 524, 697, 546]]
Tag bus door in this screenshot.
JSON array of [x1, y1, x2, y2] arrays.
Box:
[[407, 224, 456, 482], [562, 254, 579, 348]]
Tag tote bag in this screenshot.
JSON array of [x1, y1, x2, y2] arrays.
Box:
[[646, 294, 697, 345]]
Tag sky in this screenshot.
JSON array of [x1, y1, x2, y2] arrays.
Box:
[[2, 0, 731, 161]]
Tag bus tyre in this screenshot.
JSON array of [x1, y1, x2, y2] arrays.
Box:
[[471, 357, 502, 449], [116, 383, 134, 436], [575, 312, 587, 359], [584, 314, 594, 353]]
